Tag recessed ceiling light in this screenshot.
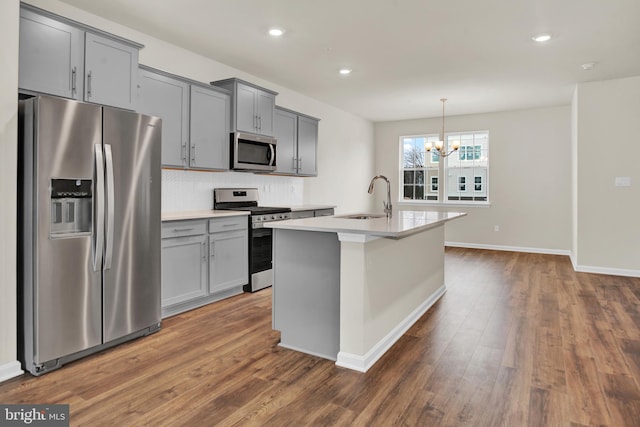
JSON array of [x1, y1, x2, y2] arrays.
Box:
[[532, 34, 552, 42], [268, 28, 285, 37], [339, 68, 352, 75]]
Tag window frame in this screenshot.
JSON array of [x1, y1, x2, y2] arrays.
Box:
[[398, 130, 490, 207]]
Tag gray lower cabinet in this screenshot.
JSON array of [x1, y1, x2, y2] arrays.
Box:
[[290, 208, 335, 219], [314, 208, 335, 217], [208, 217, 248, 293], [161, 216, 248, 318], [138, 66, 230, 170], [19, 5, 141, 110], [274, 106, 320, 176], [161, 221, 208, 316]]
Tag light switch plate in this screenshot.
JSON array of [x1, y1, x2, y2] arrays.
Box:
[[615, 176, 632, 187]]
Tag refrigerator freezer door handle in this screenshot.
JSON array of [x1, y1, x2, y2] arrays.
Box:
[[104, 144, 115, 270], [93, 145, 105, 271]]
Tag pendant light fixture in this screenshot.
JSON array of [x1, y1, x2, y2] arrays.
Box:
[[425, 98, 460, 157]]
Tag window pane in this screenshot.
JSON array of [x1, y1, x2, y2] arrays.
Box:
[[415, 170, 424, 185], [415, 185, 424, 199], [403, 185, 413, 199], [404, 170, 415, 185]]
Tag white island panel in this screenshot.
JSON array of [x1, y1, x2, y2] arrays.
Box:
[[268, 210, 466, 372], [337, 225, 445, 371]]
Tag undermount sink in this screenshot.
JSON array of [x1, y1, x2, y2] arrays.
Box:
[[336, 213, 386, 220]]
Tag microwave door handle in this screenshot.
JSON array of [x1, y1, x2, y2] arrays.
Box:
[[104, 144, 115, 270], [269, 144, 275, 166], [93, 145, 105, 271]]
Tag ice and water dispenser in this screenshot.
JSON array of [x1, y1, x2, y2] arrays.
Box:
[[50, 179, 92, 237]]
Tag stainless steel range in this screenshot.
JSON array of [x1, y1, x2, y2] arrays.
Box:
[[213, 188, 291, 292]]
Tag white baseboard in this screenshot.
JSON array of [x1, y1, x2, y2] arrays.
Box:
[[572, 262, 640, 278], [445, 241, 572, 257], [335, 285, 446, 373], [449, 242, 639, 278], [0, 361, 23, 383]]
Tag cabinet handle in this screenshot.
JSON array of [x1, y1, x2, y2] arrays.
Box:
[[258, 115, 262, 131], [173, 227, 193, 232], [181, 142, 187, 163], [298, 157, 302, 171], [87, 70, 92, 98], [71, 66, 77, 96], [292, 157, 297, 170], [210, 242, 215, 258], [202, 241, 207, 261], [191, 144, 196, 164], [254, 115, 259, 131]]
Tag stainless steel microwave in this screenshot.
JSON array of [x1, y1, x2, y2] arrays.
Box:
[[231, 132, 277, 172]]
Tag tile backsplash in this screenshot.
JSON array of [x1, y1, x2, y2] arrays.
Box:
[[162, 169, 304, 212]]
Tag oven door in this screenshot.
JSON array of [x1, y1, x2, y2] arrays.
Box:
[[249, 226, 273, 291], [233, 132, 276, 172]]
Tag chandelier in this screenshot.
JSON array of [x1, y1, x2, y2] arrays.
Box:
[[425, 98, 460, 157]]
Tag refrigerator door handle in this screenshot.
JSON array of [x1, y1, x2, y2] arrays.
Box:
[[93, 145, 105, 271], [104, 144, 115, 270]]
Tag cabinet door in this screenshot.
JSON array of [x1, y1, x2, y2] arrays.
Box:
[[297, 116, 319, 176], [209, 230, 248, 293], [84, 33, 138, 110], [236, 83, 258, 133], [138, 69, 189, 168], [19, 8, 83, 99], [273, 108, 298, 175], [161, 234, 208, 308], [190, 86, 230, 170], [256, 90, 275, 136]]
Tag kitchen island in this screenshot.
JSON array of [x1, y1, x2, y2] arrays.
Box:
[[266, 210, 466, 372]]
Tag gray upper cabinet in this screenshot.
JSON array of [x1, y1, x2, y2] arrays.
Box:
[[18, 4, 141, 110], [19, 8, 83, 99], [274, 106, 320, 176], [297, 115, 319, 176], [138, 66, 230, 170], [211, 78, 277, 137], [138, 67, 190, 167], [274, 108, 298, 175], [84, 33, 138, 110], [189, 85, 230, 170]]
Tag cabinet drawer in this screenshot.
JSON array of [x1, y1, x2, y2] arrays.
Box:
[[315, 209, 335, 217], [209, 216, 248, 233], [291, 210, 314, 219], [162, 220, 207, 238]]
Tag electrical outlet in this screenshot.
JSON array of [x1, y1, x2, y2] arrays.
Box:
[[494, 225, 500, 232]]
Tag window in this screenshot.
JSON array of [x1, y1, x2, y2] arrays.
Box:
[[400, 131, 489, 203]]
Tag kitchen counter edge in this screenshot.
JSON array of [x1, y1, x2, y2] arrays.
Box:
[[265, 210, 467, 239], [162, 210, 250, 221]]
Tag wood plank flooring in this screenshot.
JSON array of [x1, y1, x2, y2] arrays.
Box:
[[2, 248, 640, 426]]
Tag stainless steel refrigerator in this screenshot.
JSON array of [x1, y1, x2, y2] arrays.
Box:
[[19, 95, 162, 376]]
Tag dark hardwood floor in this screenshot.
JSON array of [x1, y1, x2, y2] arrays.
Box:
[[2, 248, 640, 426]]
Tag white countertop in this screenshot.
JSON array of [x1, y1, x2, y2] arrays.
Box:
[[161, 210, 250, 221], [265, 210, 467, 239]]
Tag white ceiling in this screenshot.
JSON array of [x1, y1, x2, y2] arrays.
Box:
[[59, 0, 640, 122]]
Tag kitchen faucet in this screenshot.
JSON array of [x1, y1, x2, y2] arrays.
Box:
[[368, 175, 392, 218]]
